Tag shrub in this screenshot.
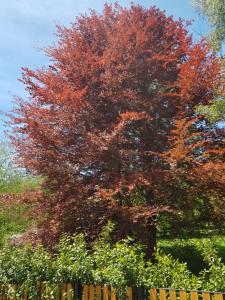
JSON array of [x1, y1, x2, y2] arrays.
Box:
[[198, 240, 225, 291], [0, 225, 224, 299]]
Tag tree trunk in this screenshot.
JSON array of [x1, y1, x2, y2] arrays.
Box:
[[144, 222, 156, 259], [142, 189, 157, 259]]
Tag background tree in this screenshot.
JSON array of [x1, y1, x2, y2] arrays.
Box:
[[0, 143, 42, 246], [196, 62, 224, 124], [8, 4, 224, 256], [0, 142, 41, 193], [191, 0, 224, 129], [192, 0, 225, 53]]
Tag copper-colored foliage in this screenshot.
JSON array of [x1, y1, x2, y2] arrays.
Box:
[[7, 4, 224, 251], [0, 191, 42, 207]]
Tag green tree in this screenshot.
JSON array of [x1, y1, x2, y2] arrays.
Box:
[[192, 0, 225, 124], [196, 71, 225, 124], [192, 0, 225, 53]]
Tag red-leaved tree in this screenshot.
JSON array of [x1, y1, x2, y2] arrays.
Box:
[[8, 4, 224, 255]]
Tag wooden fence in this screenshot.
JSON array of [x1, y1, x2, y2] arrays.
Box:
[[0, 283, 224, 300]]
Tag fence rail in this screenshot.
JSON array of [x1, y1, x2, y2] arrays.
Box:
[[0, 283, 224, 300]]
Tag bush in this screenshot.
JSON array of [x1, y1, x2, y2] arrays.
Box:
[[53, 234, 93, 283], [197, 240, 225, 291], [0, 224, 224, 299], [158, 236, 225, 274]]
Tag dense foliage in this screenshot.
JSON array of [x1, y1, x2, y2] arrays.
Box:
[[8, 3, 225, 254], [158, 235, 225, 274], [0, 224, 224, 299]]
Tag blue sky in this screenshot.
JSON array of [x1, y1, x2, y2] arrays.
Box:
[[0, 0, 210, 135]]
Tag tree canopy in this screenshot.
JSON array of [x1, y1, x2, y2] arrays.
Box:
[[8, 4, 225, 254]]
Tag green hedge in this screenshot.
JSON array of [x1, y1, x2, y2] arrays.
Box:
[[0, 223, 224, 298]]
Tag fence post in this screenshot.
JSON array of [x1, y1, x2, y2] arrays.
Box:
[[73, 280, 83, 300]]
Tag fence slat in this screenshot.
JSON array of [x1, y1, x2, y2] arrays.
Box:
[[24, 285, 29, 300], [127, 287, 132, 300], [66, 283, 73, 300], [40, 282, 45, 300], [169, 289, 176, 300], [0, 285, 3, 300], [55, 284, 61, 300], [2, 285, 5, 300], [103, 286, 109, 300], [61, 284, 67, 300], [190, 291, 198, 300], [12, 284, 16, 300], [160, 289, 167, 300], [215, 294, 223, 300], [180, 290, 187, 300], [202, 292, 211, 300], [150, 288, 157, 300], [111, 287, 116, 300], [0, 283, 224, 300], [83, 285, 89, 300], [89, 285, 94, 300], [96, 285, 101, 300]]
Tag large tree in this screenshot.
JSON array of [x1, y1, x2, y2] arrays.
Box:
[[8, 4, 224, 255]]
